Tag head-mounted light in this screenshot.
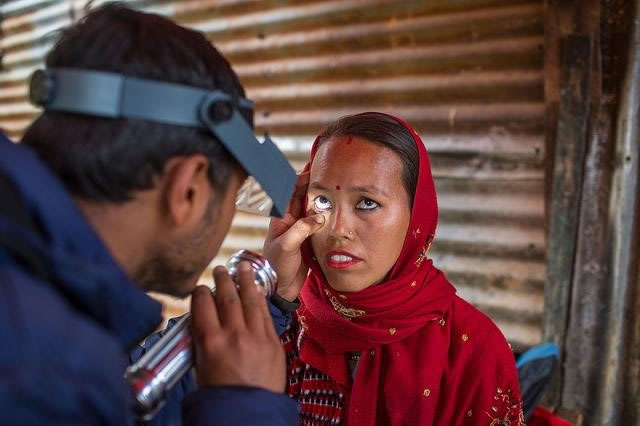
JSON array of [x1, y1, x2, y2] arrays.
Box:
[[28, 68, 295, 217]]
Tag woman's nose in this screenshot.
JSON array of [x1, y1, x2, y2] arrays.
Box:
[[328, 208, 355, 240]]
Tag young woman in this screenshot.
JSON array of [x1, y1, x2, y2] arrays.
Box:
[[264, 112, 524, 425]]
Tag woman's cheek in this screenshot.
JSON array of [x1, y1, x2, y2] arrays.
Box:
[[309, 232, 323, 255]]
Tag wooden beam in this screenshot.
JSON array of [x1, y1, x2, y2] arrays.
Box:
[[542, 33, 593, 407]]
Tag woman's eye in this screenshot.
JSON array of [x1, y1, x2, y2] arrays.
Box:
[[313, 195, 333, 212], [356, 198, 380, 210]]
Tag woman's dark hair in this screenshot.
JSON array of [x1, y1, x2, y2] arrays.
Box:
[[316, 112, 419, 207], [22, 4, 249, 203]]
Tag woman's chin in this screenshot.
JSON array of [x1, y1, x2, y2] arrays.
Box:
[[325, 278, 372, 293], [318, 263, 372, 292]]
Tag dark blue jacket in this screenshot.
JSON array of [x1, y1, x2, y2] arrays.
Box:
[[0, 134, 298, 425]]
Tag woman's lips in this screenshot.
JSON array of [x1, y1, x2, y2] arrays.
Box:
[[326, 251, 363, 269]]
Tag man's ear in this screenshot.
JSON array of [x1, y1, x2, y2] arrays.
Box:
[[162, 154, 212, 227]]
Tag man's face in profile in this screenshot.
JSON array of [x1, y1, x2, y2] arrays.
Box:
[[135, 162, 247, 298]]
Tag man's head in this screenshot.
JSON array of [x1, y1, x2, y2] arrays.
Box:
[[22, 4, 248, 297]]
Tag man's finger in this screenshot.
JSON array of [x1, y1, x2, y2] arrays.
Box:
[[279, 214, 326, 252], [266, 212, 297, 240], [294, 171, 310, 195], [191, 285, 220, 336], [287, 172, 310, 219], [213, 266, 245, 329], [236, 261, 263, 332], [266, 172, 311, 241]]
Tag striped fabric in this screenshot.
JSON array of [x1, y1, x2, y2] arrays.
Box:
[[281, 322, 346, 425]]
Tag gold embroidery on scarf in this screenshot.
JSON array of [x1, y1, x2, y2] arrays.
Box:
[[426, 234, 434, 252], [415, 246, 428, 267], [323, 288, 366, 319], [415, 234, 435, 268], [485, 387, 525, 426], [296, 313, 307, 352]]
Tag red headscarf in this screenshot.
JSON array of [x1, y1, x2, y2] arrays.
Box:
[[286, 113, 523, 425]]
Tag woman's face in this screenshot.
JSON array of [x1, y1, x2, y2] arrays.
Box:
[[308, 136, 412, 293]]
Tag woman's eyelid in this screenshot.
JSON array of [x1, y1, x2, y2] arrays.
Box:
[[356, 198, 381, 210], [311, 193, 380, 211], [310, 193, 327, 202], [313, 194, 333, 211], [314, 194, 331, 203]]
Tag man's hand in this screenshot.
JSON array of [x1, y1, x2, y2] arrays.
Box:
[[190, 262, 285, 392], [263, 172, 326, 301]]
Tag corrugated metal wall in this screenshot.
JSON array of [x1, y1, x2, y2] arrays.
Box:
[[0, 0, 545, 350]]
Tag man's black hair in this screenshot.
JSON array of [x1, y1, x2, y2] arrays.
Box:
[[22, 3, 249, 202]]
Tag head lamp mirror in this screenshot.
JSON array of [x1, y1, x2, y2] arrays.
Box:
[[28, 68, 295, 217]]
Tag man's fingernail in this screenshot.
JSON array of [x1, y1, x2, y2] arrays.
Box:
[[314, 214, 325, 225], [214, 265, 227, 274], [239, 261, 251, 272]]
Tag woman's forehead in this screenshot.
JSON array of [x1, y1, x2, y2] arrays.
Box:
[[310, 136, 405, 191]]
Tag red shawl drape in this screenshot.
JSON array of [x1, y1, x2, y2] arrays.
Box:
[[283, 113, 523, 425]]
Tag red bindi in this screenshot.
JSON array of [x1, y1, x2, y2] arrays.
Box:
[[346, 136, 353, 145], [336, 185, 341, 190]]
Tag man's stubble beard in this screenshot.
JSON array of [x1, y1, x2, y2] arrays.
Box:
[[134, 199, 218, 298]]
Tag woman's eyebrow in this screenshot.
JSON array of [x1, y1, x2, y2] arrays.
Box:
[[350, 185, 389, 197], [309, 182, 330, 191], [309, 181, 388, 197]]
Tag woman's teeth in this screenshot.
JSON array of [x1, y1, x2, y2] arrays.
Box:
[[330, 255, 353, 262]]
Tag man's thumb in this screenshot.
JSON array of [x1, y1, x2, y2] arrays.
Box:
[[280, 214, 325, 251]]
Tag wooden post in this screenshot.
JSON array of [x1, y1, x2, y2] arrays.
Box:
[[542, 33, 593, 408]]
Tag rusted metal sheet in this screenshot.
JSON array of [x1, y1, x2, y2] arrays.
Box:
[[0, 0, 546, 349]]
